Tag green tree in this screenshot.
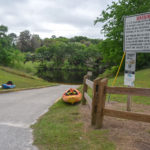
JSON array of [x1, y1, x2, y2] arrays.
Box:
[[31, 34, 41, 52], [85, 43, 102, 69], [8, 33, 17, 47], [0, 25, 21, 66], [36, 46, 53, 63], [95, 0, 150, 68], [17, 30, 31, 52], [70, 36, 88, 43], [0, 25, 8, 37], [35, 36, 102, 72], [67, 42, 86, 67]]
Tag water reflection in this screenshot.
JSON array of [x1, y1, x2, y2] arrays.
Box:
[[37, 70, 99, 84]]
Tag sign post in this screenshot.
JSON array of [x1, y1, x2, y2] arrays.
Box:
[[124, 52, 136, 111], [124, 12, 150, 111]]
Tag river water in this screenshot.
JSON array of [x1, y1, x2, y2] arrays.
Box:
[[37, 70, 99, 84]]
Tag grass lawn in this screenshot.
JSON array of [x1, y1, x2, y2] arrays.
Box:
[[107, 68, 150, 105], [32, 100, 115, 150], [87, 68, 150, 105], [0, 67, 56, 91]]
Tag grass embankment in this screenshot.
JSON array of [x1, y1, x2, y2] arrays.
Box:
[[32, 99, 115, 150], [0, 66, 56, 91], [106, 68, 150, 105], [86, 68, 150, 105]]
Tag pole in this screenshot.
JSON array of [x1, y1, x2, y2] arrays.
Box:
[[112, 52, 126, 86], [127, 86, 131, 111], [108, 52, 126, 102]]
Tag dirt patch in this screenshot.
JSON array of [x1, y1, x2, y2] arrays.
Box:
[[79, 104, 93, 133], [80, 102, 150, 150]]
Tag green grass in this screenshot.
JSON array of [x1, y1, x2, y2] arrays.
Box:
[[0, 67, 56, 91], [0, 66, 36, 79], [107, 68, 150, 105], [107, 68, 150, 88], [87, 68, 150, 105], [12, 61, 40, 74], [32, 100, 115, 150]]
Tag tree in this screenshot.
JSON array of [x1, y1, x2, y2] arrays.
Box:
[[85, 44, 102, 69], [95, 0, 150, 40], [0, 25, 8, 37], [95, 0, 150, 68], [67, 42, 86, 66], [8, 33, 17, 46], [0, 25, 9, 47], [17, 30, 31, 52], [52, 41, 68, 67], [70, 36, 88, 43], [36, 46, 53, 63], [51, 35, 56, 39], [0, 25, 21, 66], [31, 34, 41, 51]]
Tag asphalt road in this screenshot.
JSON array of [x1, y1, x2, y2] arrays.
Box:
[[0, 84, 79, 150]]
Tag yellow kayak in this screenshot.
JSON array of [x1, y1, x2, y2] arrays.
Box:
[[62, 88, 82, 104]]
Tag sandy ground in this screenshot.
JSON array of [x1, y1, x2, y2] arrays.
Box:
[[80, 101, 150, 150]]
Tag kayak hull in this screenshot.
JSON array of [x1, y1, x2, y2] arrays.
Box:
[[2, 84, 16, 89], [62, 89, 82, 104]]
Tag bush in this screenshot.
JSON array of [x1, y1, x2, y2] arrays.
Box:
[[99, 66, 118, 78], [13, 61, 39, 74]]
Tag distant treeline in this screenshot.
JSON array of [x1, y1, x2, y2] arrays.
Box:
[[0, 25, 104, 74], [1, 0, 150, 78]]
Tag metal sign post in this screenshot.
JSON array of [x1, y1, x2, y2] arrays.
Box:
[[124, 52, 136, 111]]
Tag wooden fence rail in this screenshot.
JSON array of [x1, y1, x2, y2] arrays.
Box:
[[104, 108, 150, 123], [84, 92, 92, 109], [82, 75, 150, 129], [85, 79, 94, 89], [106, 86, 150, 96]]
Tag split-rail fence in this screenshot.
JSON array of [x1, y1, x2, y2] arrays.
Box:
[[82, 75, 150, 128]]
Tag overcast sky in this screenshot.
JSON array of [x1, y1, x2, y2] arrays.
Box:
[[0, 0, 117, 39]]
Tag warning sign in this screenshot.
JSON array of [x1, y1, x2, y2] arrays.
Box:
[[124, 52, 136, 87], [124, 73, 135, 87], [125, 52, 136, 73], [124, 12, 150, 52]]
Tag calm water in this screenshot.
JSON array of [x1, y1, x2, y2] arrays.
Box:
[[37, 70, 99, 84]]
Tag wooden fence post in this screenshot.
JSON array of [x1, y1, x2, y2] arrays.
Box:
[[127, 95, 132, 111], [127, 86, 132, 111], [91, 77, 102, 125], [82, 75, 88, 105], [95, 78, 108, 129]]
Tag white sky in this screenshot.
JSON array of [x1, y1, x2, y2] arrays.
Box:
[[0, 0, 118, 39]]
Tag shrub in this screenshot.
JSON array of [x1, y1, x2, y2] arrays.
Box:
[[99, 66, 118, 78]]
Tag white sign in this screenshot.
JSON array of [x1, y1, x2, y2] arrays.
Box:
[[87, 71, 92, 76], [124, 73, 135, 87], [124, 52, 136, 87], [125, 52, 136, 72], [124, 12, 150, 52]]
